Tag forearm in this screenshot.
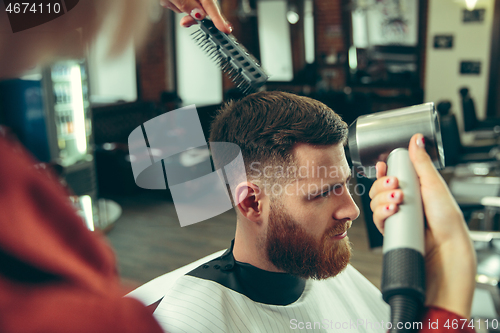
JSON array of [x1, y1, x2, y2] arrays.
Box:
[[424, 240, 476, 319]]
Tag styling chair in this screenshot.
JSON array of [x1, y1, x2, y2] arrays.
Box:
[[438, 101, 498, 167], [460, 87, 500, 141], [438, 100, 500, 208]]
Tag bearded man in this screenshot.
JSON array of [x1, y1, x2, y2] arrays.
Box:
[[153, 91, 390, 332]]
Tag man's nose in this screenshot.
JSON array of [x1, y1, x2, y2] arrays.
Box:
[[333, 188, 360, 222]]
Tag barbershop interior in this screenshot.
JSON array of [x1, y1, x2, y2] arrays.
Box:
[[1, 0, 500, 331]]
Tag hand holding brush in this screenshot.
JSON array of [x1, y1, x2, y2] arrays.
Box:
[[160, 0, 232, 34]]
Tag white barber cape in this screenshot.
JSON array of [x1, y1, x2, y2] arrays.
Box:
[[149, 241, 389, 333]]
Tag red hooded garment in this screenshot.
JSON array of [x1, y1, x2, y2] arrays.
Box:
[[0, 134, 163, 332]]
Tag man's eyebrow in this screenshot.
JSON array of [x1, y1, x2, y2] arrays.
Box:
[[322, 173, 352, 189], [298, 169, 352, 183], [306, 172, 352, 195], [333, 170, 352, 184]]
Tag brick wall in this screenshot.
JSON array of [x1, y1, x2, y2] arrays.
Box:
[[315, 0, 347, 90], [137, 16, 167, 102], [315, 0, 345, 58]]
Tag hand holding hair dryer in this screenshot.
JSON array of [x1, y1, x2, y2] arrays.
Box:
[[348, 103, 445, 332]]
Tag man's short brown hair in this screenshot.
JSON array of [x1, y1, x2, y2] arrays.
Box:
[[209, 91, 347, 191]]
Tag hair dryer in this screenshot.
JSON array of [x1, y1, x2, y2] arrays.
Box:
[[348, 103, 445, 332]]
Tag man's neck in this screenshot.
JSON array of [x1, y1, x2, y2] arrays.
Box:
[[233, 226, 284, 273]]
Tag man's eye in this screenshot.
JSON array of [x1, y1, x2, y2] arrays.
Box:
[[314, 184, 347, 199], [333, 185, 345, 195], [318, 190, 331, 198]]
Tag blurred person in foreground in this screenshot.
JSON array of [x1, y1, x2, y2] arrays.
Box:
[[0, 2, 476, 333], [0, 1, 228, 332], [153, 91, 476, 333]]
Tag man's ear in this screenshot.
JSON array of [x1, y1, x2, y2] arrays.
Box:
[[234, 182, 266, 224]]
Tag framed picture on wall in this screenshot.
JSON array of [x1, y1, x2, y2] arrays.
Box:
[[460, 61, 481, 75], [351, 0, 419, 47], [463, 9, 486, 22], [434, 35, 454, 49]]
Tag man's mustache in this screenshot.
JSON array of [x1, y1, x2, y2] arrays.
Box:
[[325, 220, 352, 237]]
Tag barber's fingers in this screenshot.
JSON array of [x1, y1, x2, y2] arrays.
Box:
[[164, 0, 207, 19], [370, 189, 404, 212], [372, 202, 400, 235], [408, 134, 447, 192], [162, 0, 232, 34], [369, 175, 399, 200], [161, 0, 182, 13], [370, 188, 404, 234], [179, 15, 197, 28], [375, 161, 387, 179], [369, 161, 403, 236], [199, 0, 232, 33], [179, 6, 231, 34]]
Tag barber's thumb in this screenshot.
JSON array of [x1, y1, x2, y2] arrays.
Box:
[[408, 133, 440, 182]]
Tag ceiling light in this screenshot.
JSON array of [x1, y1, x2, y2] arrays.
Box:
[[287, 10, 299, 24]]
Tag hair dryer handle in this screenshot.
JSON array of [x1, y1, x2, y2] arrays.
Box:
[[384, 148, 425, 255], [381, 148, 426, 313]]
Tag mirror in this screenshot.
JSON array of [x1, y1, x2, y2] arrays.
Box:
[[347, 0, 420, 87]]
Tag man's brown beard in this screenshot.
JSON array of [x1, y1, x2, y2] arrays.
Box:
[[264, 199, 352, 279]]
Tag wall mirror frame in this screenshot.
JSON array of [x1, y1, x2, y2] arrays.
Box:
[[342, 0, 428, 90]]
